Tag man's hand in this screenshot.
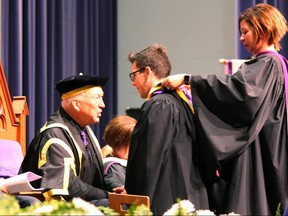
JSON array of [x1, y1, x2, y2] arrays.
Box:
[[0, 184, 8, 193], [113, 185, 126, 194]]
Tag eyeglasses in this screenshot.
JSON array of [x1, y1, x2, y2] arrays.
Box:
[[129, 68, 145, 81]]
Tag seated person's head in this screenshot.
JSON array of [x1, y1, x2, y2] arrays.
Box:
[[103, 115, 137, 160]]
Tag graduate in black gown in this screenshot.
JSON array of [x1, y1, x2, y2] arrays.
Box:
[[124, 44, 209, 215], [19, 74, 118, 206], [161, 3, 288, 215]]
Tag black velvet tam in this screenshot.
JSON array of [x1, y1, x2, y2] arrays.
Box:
[[55, 74, 109, 95]]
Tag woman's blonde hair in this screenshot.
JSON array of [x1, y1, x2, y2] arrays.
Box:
[[239, 3, 288, 51]]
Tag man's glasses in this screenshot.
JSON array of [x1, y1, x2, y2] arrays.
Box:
[[129, 68, 145, 81]]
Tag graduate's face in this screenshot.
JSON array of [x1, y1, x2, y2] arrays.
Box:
[[77, 87, 105, 125], [239, 20, 264, 55], [130, 62, 151, 99]]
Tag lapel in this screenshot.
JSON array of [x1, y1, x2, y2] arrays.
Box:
[[85, 126, 103, 160]]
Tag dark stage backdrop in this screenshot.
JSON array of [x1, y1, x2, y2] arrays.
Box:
[[237, 0, 288, 59], [1, 0, 118, 148]]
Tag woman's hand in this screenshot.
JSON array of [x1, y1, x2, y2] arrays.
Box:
[[161, 74, 189, 90]]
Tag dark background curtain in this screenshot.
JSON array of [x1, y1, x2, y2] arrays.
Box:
[[237, 0, 288, 59], [1, 0, 118, 148]]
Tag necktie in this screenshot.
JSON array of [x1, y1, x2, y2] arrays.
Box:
[[80, 130, 88, 147], [80, 130, 91, 158]]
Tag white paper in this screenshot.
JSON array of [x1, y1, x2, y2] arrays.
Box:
[[0, 171, 44, 194]]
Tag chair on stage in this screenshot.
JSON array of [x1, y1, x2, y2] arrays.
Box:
[[0, 60, 29, 175], [0, 62, 44, 202], [0, 62, 29, 156]]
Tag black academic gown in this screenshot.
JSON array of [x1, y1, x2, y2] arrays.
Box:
[[103, 157, 126, 192], [19, 107, 108, 201], [125, 90, 209, 215], [191, 53, 288, 215]]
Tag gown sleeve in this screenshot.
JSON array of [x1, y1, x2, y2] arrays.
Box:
[[38, 131, 108, 201], [191, 56, 285, 162]]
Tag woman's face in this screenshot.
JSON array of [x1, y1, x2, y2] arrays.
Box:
[[239, 20, 264, 55], [240, 20, 254, 54]]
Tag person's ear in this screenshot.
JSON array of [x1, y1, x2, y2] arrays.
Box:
[[145, 66, 153, 75], [72, 99, 81, 111]]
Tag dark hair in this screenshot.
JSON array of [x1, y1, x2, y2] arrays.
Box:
[[239, 3, 287, 51], [103, 115, 137, 152], [128, 43, 171, 79]]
